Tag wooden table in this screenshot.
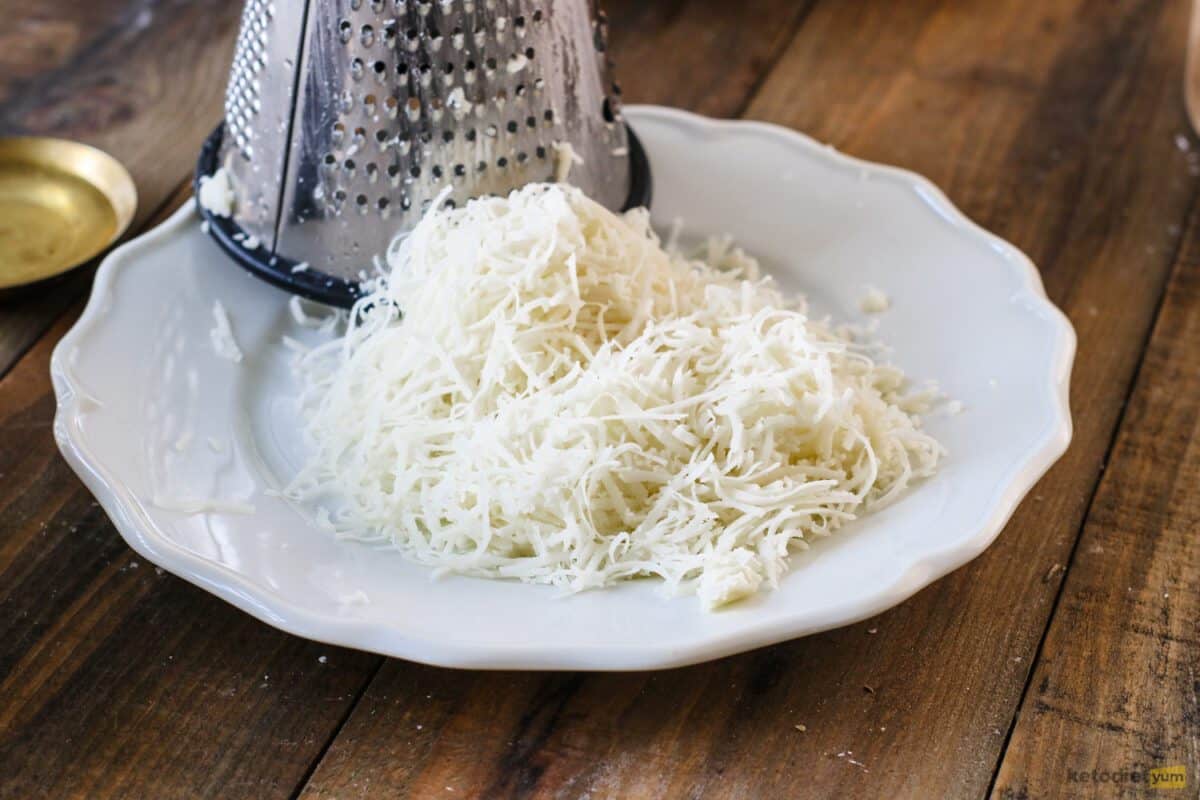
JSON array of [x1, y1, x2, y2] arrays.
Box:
[[1, 1, 1197, 797]]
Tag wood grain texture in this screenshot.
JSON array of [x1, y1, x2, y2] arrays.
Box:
[[605, 0, 817, 117], [298, 0, 1200, 798], [992, 213, 1200, 798], [0, 187, 387, 800], [0, 3, 808, 798], [0, 0, 242, 381]]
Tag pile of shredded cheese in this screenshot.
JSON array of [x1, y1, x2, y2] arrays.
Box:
[[287, 184, 943, 609]]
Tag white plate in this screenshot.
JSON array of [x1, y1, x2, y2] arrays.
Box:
[[52, 106, 1075, 670]]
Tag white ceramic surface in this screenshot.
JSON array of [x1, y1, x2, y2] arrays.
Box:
[[51, 106, 1075, 671]]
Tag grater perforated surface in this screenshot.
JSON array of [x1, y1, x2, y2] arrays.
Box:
[[210, 0, 637, 287], [224, 0, 272, 159]]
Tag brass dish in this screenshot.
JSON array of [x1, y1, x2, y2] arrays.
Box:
[[0, 137, 137, 291]]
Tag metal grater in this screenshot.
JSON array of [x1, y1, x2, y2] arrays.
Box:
[[196, 0, 651, 307]]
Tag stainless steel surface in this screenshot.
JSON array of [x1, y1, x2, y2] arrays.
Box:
[[217, 0, 631, 281]]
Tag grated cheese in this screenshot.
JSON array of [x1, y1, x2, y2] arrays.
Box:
[[210, 301, 244, 363], [552, 142, 583, 184], [860, 285, 891, 314], [198, 168, 236, 218], [288, 184, 943, 609]]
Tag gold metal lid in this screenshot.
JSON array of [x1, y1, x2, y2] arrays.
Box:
[[0, 137, 137, 291]]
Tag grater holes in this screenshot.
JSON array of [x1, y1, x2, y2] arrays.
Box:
[[536, 145, 547, 159], [594, 9, 609, 52], [453, 163, 466, 177], [431, 165, 443, 179], [339, 19, 353, 44], [224, 0, 271, 157], [361, 24, 375, 47], [506, 120, 518, 134], [602, 97, 616, 124], [384, 95, 399, 118], [364, 94, 378, 116], [351, 58, 365, 81]]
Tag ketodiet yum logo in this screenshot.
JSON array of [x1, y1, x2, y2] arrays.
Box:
[[1065, 765, 1187, 791]]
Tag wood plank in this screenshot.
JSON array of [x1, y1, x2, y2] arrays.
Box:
[[991, 210, 1200, 797], [0, 0, 243, 380], [0, 187, 387, 800], [0, 3, 805, 797], [298, 0, 1200, 798], [606, 0, 817, 117]]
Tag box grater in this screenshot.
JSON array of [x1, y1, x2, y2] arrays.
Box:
[[196, 0, 651, 307]]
